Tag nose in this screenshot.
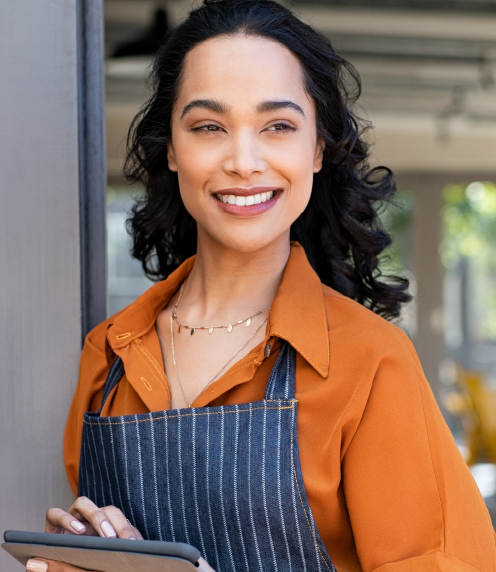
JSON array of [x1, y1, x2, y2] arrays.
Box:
[[223, 129, 267, 180]]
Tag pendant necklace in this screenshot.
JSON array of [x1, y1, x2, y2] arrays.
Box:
[[172, 282, 271, 335], [169, 282, 271, 407]]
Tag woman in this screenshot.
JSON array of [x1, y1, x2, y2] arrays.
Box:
[[28, 1, 496, 571]]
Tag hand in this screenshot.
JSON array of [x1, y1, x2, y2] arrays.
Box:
[[36, 497, 143, 571], [45, 496, 142, 539], [26, 558, 96, 572]]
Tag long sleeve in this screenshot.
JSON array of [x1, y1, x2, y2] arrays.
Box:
[[64, 320, 110, 495], [342, 336, 496, 572]]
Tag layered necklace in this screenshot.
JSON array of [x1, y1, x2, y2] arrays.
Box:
[[172, 283, 271, 335], [169, 282, 271, 407]]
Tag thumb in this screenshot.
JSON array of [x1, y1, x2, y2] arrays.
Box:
[[26, 558, 96, 572]]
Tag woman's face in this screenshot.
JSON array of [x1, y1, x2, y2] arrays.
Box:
[[168, 35, 324, 253]]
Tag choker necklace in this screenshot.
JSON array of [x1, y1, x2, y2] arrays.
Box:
[[172, 282, 271, 335]]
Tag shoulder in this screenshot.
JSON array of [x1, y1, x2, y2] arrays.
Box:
[[320, 286, 431, 441], [322, 284, 419, 370], [83, 268, 183, 358], [86, 257, 195, 357], [82, 307, 127, 361]]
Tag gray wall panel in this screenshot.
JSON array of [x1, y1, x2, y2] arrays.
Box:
[[78, 0, 108, 336], [0, 1, 83, 568]]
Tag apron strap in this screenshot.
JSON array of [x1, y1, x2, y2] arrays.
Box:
[[99, 356, 125, 413], [264, 341, 296, 400]]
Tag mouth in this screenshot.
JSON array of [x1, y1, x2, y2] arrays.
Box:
[[215, 190, 276, 206], [213, 187, 282, 216]]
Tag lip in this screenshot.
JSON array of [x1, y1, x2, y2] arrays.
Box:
[[213, 186, 280, 197], [212, 186, 283, 217]]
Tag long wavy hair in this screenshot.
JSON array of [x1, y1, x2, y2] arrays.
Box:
[[125, 0, 411, 319]]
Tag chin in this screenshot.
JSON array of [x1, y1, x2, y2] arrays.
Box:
[[211, 231, 289, 254]]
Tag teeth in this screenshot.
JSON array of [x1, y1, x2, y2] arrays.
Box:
[[217, 191, 276, 205]]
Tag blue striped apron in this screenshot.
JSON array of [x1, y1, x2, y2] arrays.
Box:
[[78, 341, 336, 572]]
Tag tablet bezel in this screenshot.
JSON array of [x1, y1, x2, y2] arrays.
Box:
[[3, 530, 201, 564]]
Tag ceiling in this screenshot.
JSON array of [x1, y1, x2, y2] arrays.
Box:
[[104, 0, 496, 176]]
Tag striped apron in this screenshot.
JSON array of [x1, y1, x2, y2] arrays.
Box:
[[78, 341, 336, 572]]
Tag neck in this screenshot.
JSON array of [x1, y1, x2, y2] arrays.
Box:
[[178, 230, 291, 322]]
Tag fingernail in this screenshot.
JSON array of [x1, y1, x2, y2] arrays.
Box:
[[101, 521, 117, 538], [129, 536, 136, 540], [26, 559, 48, 572], [71, 520, 85, 533]]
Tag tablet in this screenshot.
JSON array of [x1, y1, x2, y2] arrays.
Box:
[[2, 530, 216, 572]]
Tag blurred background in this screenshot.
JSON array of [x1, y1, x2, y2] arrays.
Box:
[[104, 0, 496, 519], [0, 3, 495, 567], [3, 3, 495, 566]]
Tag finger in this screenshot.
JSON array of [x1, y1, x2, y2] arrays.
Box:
[[69, 497, 117, 538], [26, 558, 95, 572], [102, 505, 143, 540], [26, 559, 48, 572], [60, 508, 98, 536], [45, 508, 86, 535]]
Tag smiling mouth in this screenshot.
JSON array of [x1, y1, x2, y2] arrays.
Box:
[[215, 191, 276, 206]]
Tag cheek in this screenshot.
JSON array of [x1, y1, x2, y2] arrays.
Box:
[[173, 141, 218, 203], [289, 167, 314, 217], [272, 142, 316, 210]]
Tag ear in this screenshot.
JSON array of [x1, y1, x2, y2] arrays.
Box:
[[313, 137, 325, 173], [167, 142, 178, 172]]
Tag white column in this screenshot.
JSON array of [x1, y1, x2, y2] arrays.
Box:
[[396, 173, 445, 402]]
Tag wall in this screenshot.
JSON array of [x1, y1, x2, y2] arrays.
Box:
[[0, 1, 82, 568]]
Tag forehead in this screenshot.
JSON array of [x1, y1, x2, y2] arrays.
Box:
[[177, 35, 309, 106]]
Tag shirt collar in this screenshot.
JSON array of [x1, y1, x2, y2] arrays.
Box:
[[268, 243, 329, 377], [107, 242, 329, 378], [107, 257, 195, 350]]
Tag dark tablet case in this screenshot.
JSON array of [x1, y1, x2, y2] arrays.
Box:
[[2, 531, 208, 572]]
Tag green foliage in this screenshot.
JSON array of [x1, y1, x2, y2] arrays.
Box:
[[379, 189, 414, 274], [441, 182, 496, 269], [441, 181, 496, 340]]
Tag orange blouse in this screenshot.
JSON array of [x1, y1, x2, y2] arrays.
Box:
[[65, 243, 496, 572]]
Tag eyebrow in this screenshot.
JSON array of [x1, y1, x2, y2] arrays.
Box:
[[180, 98, 306, 119], [181, 99, 231, 119], [256, 100, 306, 118]]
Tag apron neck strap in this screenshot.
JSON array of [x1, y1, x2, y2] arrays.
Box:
[[99, 357, 125, 413], [264, 341, 296, 401]]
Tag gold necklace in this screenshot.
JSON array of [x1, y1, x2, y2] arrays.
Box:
[[169, 284, 270, 407], [170, 313, 268, 407], [172, 283, 271, 335]]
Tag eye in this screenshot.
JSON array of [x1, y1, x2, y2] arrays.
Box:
[[192, 123, 223, 133], [265, 122, 296, 133]]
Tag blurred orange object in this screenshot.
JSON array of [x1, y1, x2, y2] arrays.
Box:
[[445, 366, 496, 466]]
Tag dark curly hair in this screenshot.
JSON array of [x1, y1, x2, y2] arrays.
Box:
[[125, 0, 411, 319]]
